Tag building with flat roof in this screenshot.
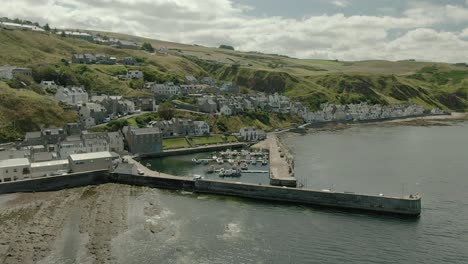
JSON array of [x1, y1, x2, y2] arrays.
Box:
[[0, 158, 31, 182], [68, 151, 113, 173], [30, 160, 69, 178], [0, 65, 33, 80]]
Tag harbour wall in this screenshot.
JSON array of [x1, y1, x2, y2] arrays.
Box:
[[194, 179, 421, 216], [137, 142, 247, 159], [110, 173, 195, 190], [0, 171, 421, 216], [0, 170, 109, 195]]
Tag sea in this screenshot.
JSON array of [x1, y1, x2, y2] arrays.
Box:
[[3, 121, 468, 263], [138, 121, 468, 264]]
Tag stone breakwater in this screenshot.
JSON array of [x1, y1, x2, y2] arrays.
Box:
[[0, 167, 421, 216]]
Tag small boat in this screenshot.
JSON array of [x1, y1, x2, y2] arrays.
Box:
[[219, 168, 241, 177], [212, 155, 218, 160], [202, 159, 209, 165], [146, 163, 152, 168], [206, 165, 215, 174], [228, 159, 235, 165], [262, 160, 268, 165], [193, 174, 204, 180], [216, 158, 224, 164], [192, 158, 202, 164], [218, 167, 226, 177], [251, 159, 257, 165], [240, 162, 248, 170]]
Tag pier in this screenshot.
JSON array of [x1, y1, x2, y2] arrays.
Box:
[[114, 158, 421, 216], [117, 156, 420, 216], [0, 157, 421, 216], [253, 134, 297, 187]]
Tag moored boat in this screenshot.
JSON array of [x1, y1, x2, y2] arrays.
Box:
[[206, 165, 215, 174], [240, 162, 248, 170]]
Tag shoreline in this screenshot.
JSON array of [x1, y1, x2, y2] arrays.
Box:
[[282, 112, 468, 136]]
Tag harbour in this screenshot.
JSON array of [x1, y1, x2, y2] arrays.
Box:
[[1, 121, 468, 263]]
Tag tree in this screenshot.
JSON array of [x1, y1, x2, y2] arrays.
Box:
[[158, 102, 175, 120], [43, 23, 51, 31], [60, 31, 66, 37], [141, 42, 155, 52], [219, 44, 235, 50]]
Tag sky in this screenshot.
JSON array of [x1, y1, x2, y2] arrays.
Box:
[[2, 0, 468, 62]]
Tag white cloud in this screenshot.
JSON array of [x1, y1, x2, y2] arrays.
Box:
[[0, 0, 468, 62], [332, 0, 349, 8]]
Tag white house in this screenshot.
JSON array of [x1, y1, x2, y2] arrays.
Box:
[[239, 127, 265, 142], [0, 65, 33, 80], [107, 132, 125, 153], [126, 70, 143, 79], [30, 160, 69, 178], [193, 121, 210, 136], [0, 158, 31, 182], [151, 82, 180, 96], [58, 138, 86, 159], [40, 80, 58, 89], [1, 22, 45, 32], [68, 152, 113, 173], [55, 86, 89, 105], [220, 104, 233, 116], [78, 103, 107, 128]]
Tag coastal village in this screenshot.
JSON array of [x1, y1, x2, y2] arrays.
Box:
[[0, 21, 444, 186]]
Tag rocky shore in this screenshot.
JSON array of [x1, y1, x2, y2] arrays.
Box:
[[0, 184, 164, 264]]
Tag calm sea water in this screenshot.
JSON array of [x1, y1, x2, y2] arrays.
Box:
[[146, 152, 270, 185], [130, 122, 468, 264], [5, 122, 468, 264]]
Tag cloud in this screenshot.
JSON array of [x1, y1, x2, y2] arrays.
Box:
[[332, 0, 349, 8], [0, 0, 468, 62]]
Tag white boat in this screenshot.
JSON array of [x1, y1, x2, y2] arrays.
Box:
[[206, 165, 215, 174], [193, 174, 204, 180], [212, 155, 218, 160], [219, 168, 241, 177], [228, 159, 235, 165], [251, 159, 257, 165], [240, 162, 248, 170], [262, 160, 268, 165], [216, 158, 224, 164], [192, 158, 202, 164], [218, 167, 226, 176]]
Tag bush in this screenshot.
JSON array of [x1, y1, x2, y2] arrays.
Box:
[[158, 102, 175, 120], [142, 42, 155, 52], [219, 45, 235, 50]]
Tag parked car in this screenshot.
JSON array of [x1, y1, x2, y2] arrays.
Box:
[[137, 169, 145, 175]]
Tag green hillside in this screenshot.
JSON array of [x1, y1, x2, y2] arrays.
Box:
[[0, 81, 77, 142], [1, 27, 468, 141]]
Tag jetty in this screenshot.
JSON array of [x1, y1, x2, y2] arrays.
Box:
[[117, 157, 421, 216], [253, 134, 297, 187], [0, 155, 421, 216]]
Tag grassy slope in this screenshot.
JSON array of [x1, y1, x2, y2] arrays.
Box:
[[0, 81, 78, 141], [1, 28, 468, 141]]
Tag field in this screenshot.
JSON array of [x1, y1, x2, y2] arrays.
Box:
[[162, 137, 190, 150], [189, 135, 238, 146]]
